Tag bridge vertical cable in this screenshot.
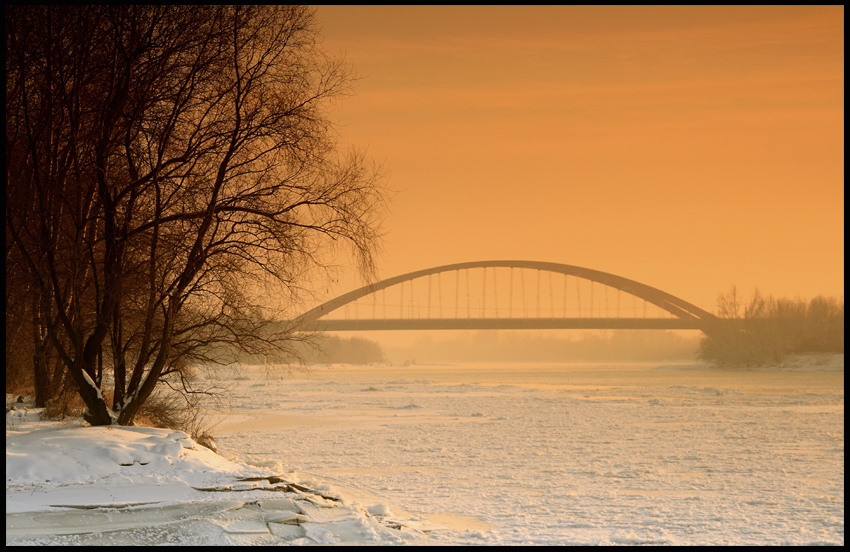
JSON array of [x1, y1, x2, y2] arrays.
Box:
[[548, 271, 554, 319], [576, 277, 582, 318], [590, 282, 594, 318], [455, 270, 459, 319], [482, 267, 486, 318], [563, 274, 567, 318], [519, 270, 528, 318], [428, 274, 432, 319], [536, 269, 541, 318], [510, 267, 514, 319], [494, 267, 499, 318], [412, 277, 417, 318], [399, 281, 404, 319], [617, 289, 621, 318], [438, 272, 442, 319], [466, 269, 471, 319]]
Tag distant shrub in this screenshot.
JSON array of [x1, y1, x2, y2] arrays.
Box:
[[698, 287, 844, 366]]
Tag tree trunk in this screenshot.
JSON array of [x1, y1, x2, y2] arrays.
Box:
[[31, 297, 50, 408]]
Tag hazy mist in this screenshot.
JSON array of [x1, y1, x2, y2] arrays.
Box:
[[379, 330, 700, 365]]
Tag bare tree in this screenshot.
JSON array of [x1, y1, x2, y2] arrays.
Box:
[[6, 5, 384, 425], [698, 286, 844, 366]]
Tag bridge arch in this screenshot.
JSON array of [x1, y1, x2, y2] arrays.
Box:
[[292, 260, 720, 331]]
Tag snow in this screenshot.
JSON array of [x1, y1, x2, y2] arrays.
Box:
[[6, 417, 433, 545], [6, 354, 844, 545]]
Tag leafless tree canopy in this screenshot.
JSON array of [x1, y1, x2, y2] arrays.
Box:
[[697, 286, 844, 366], [6, 5, 385, 425]]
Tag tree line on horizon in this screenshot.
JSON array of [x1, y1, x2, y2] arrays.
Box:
[[383, 329, 700, 364], [697, 286, 844, 366]]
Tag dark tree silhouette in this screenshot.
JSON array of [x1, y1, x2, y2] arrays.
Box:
[[697, 287, 844, 366], [6, 5, 384, 425]]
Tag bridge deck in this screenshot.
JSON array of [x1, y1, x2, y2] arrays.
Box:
[[297, 318, 707, 331]]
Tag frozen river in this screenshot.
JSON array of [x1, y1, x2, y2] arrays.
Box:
[[213, 358, 844, 545]]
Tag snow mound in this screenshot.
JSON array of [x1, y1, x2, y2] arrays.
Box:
[[6, 421, 436, 545], [6, 425, 249, 490]]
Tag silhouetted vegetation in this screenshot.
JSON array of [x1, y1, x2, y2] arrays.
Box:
[[221, 334, 385, 366], [6, 6, 383, 425], [293, 335, 385, 365], [385, 330, 700, 364], [697, 287, 844, 366]]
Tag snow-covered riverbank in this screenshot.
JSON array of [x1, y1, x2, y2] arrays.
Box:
[[6, 413, 439, 545], [6, 354, 844, 545]]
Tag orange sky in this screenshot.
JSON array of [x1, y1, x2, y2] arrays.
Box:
[[312, 5, 844, 315]]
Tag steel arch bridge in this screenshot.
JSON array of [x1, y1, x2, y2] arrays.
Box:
[[292, 260, 722, 334]]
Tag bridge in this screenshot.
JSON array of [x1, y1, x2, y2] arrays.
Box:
[[292, 261, 722, 334]]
